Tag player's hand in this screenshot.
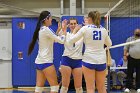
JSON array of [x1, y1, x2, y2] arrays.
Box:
[[62, 19, 68, 35], [76, 24, 82, 30], [82, 21, 88, 26], [82, 22, 86, 26], [73, 24, 82, 34], [58, 21, 61, 30], [62, 19, 67, 29]]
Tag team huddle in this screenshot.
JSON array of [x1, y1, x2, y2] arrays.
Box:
[[28, 10, 112, 93]]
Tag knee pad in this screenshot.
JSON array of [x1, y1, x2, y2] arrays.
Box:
[[35, 86, 44, 93], [60, 86, 68, 93], [50, 85, 59, 92], [76, 87, 83, 93]]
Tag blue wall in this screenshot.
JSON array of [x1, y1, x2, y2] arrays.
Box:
[[12, 18, 34, 86]]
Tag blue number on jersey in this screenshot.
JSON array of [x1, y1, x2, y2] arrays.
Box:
[[93, 31, 102, 40]]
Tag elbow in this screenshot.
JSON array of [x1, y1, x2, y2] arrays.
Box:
[[55, 39, 65, 44], [106, 41, 112, 47], [56, 39, 65, 44], [109, 42, 112, 46], [59, 35, 65, 44], [109, 40, 112, 46], [59, 41, 64, 44]]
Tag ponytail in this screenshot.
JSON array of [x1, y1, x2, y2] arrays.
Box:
[[28, 11, 51, 56], [88, 11, 101, 28], [94, 11, 101, 28], [28, 20, 41, 55]]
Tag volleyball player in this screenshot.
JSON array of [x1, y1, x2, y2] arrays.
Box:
[[58, 17, 83, 93], [66, 11, 112, 93], [28, 11, 66, 93]]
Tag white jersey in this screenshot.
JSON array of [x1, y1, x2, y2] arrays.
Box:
[[63, 32, 83, 59], [67, 25, 112, 64], [35, 26, 65, 64]]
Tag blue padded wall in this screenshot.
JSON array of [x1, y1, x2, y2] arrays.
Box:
[[12, 18, 32, 86]]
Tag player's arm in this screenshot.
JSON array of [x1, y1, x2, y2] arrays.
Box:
[[67, 26, 85, 44], [56, 20, 68, 36], [56, 22, 62, 35], [46, 28, 65, 44], [72, 25, 82, 34], [105, 34, 112, 47]]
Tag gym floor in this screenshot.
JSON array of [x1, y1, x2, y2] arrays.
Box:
[[0, 89, 130, 93], [0, 90, 123, 93]]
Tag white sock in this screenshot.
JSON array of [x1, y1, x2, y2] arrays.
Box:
[[60, 86, 68, 93]]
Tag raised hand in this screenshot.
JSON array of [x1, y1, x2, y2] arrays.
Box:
[[62, 19, 68, 35], [73, 24, 82, 34], [56, 21, 62, 35], [83, 17, 89, 26], [58, 21, 61, 30]]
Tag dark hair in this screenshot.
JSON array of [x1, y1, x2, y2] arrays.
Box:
[[68, 17, 78, 24], [88, 11, 101, 27], [28, 11, 51, 55]]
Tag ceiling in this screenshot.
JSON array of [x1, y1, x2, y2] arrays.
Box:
[[0, 0, 121, 17], [0, 0, 139, 18]]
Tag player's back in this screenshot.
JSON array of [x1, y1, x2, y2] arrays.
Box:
[[36, 26, 54, 64], [84, 25, 109, 52], [67, 24, 112, 64], [82, 25, 112, 64]]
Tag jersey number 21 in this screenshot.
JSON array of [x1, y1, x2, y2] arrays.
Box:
[[93, 31, 102, 40]]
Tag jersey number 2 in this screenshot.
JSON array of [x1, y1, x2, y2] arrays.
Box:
[[93, 31, 102, 40]]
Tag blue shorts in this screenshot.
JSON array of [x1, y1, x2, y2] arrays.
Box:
[[61, 56, 82, 69], [82, 61, 106, 71], [36, 63, 53, 70]]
